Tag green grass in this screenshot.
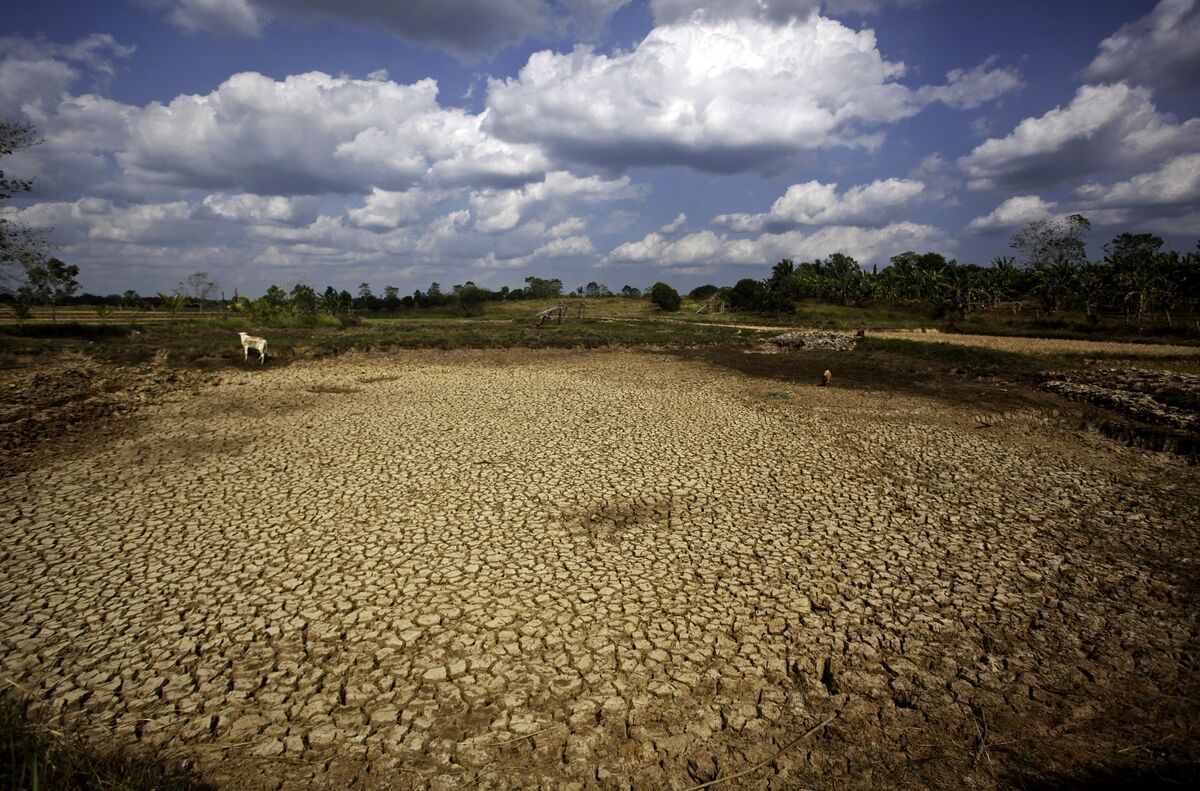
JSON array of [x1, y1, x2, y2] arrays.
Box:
[[0, 692, 210, 790], [856, 336, 1042, 373]]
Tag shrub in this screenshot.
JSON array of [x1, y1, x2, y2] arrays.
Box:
[[649, 282, 682, 312]]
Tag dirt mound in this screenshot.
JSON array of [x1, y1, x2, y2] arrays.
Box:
[[767, 330, 858, 351]]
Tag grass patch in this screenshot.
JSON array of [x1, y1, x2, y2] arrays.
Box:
[[856, 336, 1041, 373], [0, 692, 211, 790]]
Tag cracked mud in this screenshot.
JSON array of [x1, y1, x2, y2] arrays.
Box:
[[2, 350, 1198, 789]]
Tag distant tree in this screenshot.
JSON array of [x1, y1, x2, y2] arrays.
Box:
[[620, 285, 642, 299], [383, 285, 401, 311], [1105, 232, 1167, 325], [584, 281, 612, 298], [524, 276, 564, 299], [290, 283, 318, 315], [728, 278, 767, 312], [358, 282, 373, 301], [1010, 214, 1091, 269], [321, 286, 354, 318], [649, 282, 682, 312], [263, 285, 288, 308], [121, 289, 145, 311], [180, 271, 219, 313], [19, 257, 79, 322], [456, 283, 488, 316]]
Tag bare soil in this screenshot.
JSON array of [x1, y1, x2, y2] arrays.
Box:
[[1, 349, 1198, 790]]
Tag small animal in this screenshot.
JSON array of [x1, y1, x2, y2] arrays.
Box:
[[238, 331, 267, 364], [821, 369, 832, 386]]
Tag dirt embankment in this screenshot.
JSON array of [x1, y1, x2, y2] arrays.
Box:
[[1, 350, 1198, 790]]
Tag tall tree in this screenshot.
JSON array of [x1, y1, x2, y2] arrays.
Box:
[[1, 121, 47, 292], [19, 257, 78, 322], [180, 271, 219, 313], [1010, 214, 1091, 269]]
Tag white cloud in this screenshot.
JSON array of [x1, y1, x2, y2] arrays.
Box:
[[548, 217, 587, 237], [468, 171, 639, 233], [0, 34, 133, 119], [486, 14, 1018, 173], [118, 71, 550, 195], [475, 234, 595, 269], [715, 178, 925, 232], [607, 222, 949, 267], [1075, 153, 1200, 208], [345, 187, 444, 230], [202, 193, 319, 225], [1083, 0, 1200, 95], [965, 195, 1058, 233], [958, 83, 1200, 190], [915, 57, 1022, 110], [659, 212, 687, 234]]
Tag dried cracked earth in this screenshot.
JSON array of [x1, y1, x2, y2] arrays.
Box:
[[2, 349, 1198, 790]]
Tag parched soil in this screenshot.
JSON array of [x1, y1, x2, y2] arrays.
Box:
[[1, 350, 1198, 790]]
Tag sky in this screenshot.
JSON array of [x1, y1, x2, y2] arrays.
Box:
[[2, 0, 1199, 297]]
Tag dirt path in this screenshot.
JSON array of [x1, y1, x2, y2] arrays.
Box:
[[1, 350, 1197, 789]]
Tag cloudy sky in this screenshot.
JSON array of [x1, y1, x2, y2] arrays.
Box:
[[2, 0, 1198, 297]]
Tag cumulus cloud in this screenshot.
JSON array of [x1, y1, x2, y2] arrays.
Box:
[[915, 57, 1022, 110], [714, 178, 925, 232], [202, 193, 319, 226], [965, 195, 1059, 233], [606, 221, 949, 268], [1075, 153, 1200, 207], [116, 71, 549, 195], [958, 83, 1200, 190], [476, 234, 596, 269], [468, 171, 639, 233], [345, 187, 452, 231], [659, 213, 688, 234], [1083, 0, 1200, 95], [0, 34, 133, 118], [486, 15, 1018, 173]]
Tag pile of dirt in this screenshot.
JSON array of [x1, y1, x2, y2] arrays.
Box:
[[767, 330, 859, 351]]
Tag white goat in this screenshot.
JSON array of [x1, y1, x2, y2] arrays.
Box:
[[238, 331, 267, 364]]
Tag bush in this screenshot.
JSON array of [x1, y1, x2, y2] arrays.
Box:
[[650, 282, 682, 312]]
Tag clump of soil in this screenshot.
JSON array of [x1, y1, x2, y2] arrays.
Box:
[[767, 330, 859, 351], [1038, 368, 1200, 457]]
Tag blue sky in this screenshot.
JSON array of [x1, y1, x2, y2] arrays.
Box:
[[2, 0, 1198, 297]]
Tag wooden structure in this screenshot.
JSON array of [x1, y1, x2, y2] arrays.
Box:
[[534, 303, 568, 328], [696, 297, 726, 315]]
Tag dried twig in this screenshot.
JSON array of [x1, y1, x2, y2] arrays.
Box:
[[681, 711, 838, 791], [486, 723, 560, 747]]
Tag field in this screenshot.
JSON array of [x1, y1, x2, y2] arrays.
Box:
[[1, 308, 1198, 790]]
